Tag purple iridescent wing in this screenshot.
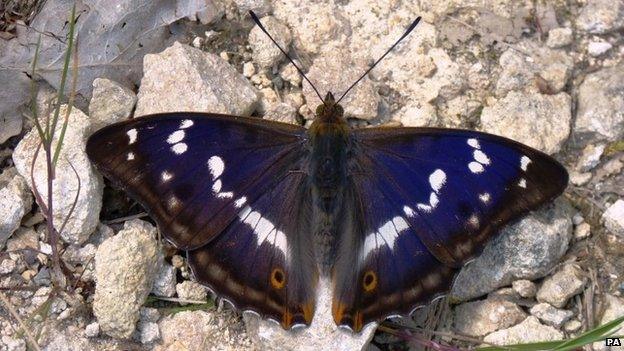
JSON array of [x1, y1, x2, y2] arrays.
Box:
[[331, 127, 568, 331], [87, 113, 317, 327]]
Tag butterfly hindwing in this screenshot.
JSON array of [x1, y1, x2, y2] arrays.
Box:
[[331, 127, 568, 331], [87, 112, 307, 250], [188, 171, 318, 328]]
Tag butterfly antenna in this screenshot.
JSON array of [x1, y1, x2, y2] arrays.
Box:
[[336, 16, 422, 104], [249, 11, 324, 104]]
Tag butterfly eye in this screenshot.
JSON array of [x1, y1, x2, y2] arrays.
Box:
[[271, 268, 286, 289], [362, 270, 378, 292]]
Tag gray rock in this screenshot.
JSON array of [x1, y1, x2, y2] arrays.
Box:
[[453, 298, 527, 337], [603, 200, 624, 238], [483, 316, 563, 346], [480, 91, 571, 154], [0, 169, 32, 249], [249, 16, 292, 68], [577, 144, 605, 172], [244, 278, 376, 351], [0, 113, 22, 145], [574, 222, 592, 240], [536, 264, 587, 308], [13, 105, 103, 244], [89, 78, 137, 131], [234, 0, 272, 16], [140, 307, 161, 323], [272, 1, 347, 55], [303, 53, 379, 120], [563, 319, 582, 333], [0, 258, 16, 274], [93, 220, 161, 339], [530, 303, 574, 328], [495, 43, 573, 96], [151, 262, 177, 297], [451, 199, 573, 301], [546, 28, 573, 48], [397, 102, 438, 127], [175, 280, 207, 304], [575, 64, 624, 141], [158, 310, 253, 351], [512, 280, 537, 298], [84, 322, 100, 338], [138, 321, 160, 344], [135, 42, 258, 117], [577, 0, 624, 34], [588, 41, 613, 57], [264, 103, 299, 125], [243, 62, 255, 78], [1, 335, 26, 351]]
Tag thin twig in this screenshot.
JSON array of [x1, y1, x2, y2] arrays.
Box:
[[103, 212, 149, 224], [0, 291, 42, 351]]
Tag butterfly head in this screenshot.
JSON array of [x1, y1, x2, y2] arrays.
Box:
[[315, 92, 345, 124]]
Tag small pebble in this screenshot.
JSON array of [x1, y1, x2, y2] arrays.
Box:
[[85, 322, 100, 338], [512, 280, 537, 298], [563, 319, 582, 333], [588, 41, 612, 57], [219, 51, 229, 61], [192, 37, 204, 48], [574, 222, 591, 240], [171, 255, 184, 269], [243, 62, 256, 78]]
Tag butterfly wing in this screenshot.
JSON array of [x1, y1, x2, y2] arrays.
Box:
[[87, 113, 318, 327], [188, 170, 318, 328], [87, 112, 307, 250], [331, 127, 568, 331]]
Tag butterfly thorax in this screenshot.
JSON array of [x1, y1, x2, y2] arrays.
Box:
[[309, 93, 350, 214]]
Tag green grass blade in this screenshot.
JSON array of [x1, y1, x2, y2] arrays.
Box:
[[29, 34, 47, 144], [51, 3, 77, 167]]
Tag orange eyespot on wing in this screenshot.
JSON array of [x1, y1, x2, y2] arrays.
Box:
[[362, 270, 378, 292], [271, 267, 286, 289]]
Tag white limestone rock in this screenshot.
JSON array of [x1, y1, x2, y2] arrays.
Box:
[[454, 298, 527, 337], [536, 264, 587, 308], [480, 91, 571, 154], [0, 169, 32, 249], [89, 78, 136, 130], [135, 42, 258, 117], [483, 316, 563, 346], [93, 220, 162, 339]]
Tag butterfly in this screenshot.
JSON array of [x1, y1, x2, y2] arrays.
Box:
[[86, 13, 568, 332]]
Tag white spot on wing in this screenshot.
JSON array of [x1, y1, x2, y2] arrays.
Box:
[[473, 150, 491, 165], [238, 206, 289, 260], [429, 169, 446, 193], [468, 214, 480, 227], [172, 143, 187, 154], [234, 196, 247, 208], [161, 171, 173, 182], [520, 155, 531, 171], [479, 192, 491, 203], [167, 130, 185, 144], [518, 178, 527, 188], [403, 205, 415, 217], [180, 119, 194, 129], [212, 179, 222, 193], [127, 129, 137, 144], [208, 156, 225, 179], [217, 191, 234, 199], [467, 138, 480, 149], [127, 152, 135, 160], [469, 161, 484, 173], [360, 216, 411, 261]]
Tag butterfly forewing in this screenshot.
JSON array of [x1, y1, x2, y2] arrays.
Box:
[[331, 127, 567, 331], [86, 113, 307, 250]]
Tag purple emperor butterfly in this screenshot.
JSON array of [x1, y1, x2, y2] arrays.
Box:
[[86, 12, 568, 332]]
